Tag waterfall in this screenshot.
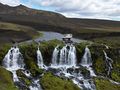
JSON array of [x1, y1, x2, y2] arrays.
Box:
[[37, 47, 44, 69], [55, 67, 96, 90], [22, 70, 43, 90], [67, 45, 76, 67], [2, 46, 25, 82], [29, 79, 42, 90], [51, 45, 60, 66], [50, 45, 96, 90], [2, 46, 43, 90], [81, 46, 96, 77], [81, 46, 92, 66], [51, 44, 77, 68], [103, 50, 113, 76], [2, 47, 24, 71]]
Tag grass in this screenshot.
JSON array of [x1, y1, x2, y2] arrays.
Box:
[[32, 31, 43, 39], [94, 77, 120, 90], [0, 66, 18, 90], [0, 21, 43, 45], [40, 72, 80, 90], [92, 37, 120, 47], [0, 44, 11, 65]]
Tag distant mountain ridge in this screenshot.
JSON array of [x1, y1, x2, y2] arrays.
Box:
[[0, 3, 65, 18], [0, 3, 120, 40]]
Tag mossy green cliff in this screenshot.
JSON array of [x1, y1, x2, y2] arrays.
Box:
[[0, 40, 120, 90]]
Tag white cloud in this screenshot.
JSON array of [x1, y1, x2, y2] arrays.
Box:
[[0, 0, 21, 6], [31, 0, 120, 20], [1, 0, 120, 20]]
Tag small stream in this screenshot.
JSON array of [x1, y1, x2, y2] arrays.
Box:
[[25, 31, 87, 43]]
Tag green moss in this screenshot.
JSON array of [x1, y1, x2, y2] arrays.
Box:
[[0, 44, 11, 65], [94, 77, 120, 90], [105, 48, 120, 82], [80, 67, 90, 78], [20, 43, 43, 77], [111, 70, 120, 82], [19, 40, 62, 76], [0, 66, 18, 90], [75, 42, 89, 63], [94, 57, 106, 76], [92, 37, 120, 48], [40, 72, 80, 90], [32, 31, 43, 39], [38, 40, 63, 65], [89, 44, 107, 76], [16, 70, 31, 86]]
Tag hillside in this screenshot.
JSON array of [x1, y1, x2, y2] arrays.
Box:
[[0, 21, 42, 46], [0, 3, 120, 46]]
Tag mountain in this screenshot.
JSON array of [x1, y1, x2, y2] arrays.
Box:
[[0, 3, 120, 46]]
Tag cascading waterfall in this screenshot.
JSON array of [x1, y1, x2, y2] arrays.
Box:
[[29, 79, 42, 90], [51, 45, 60, 66], [37, 47, 44, 69], [51, 44, 77, 68], [103, 50, 113, 76], [81, 46, 92, 66], [67, 45, 77, 66], [2, 46, 24, 71], [2, 44, 97, 90], [2, 46, 24, 82], [81, 46, 96, 77], [51, 45, 96, 90], [22, 70, 43, 90], [2, 46, 43, 90]]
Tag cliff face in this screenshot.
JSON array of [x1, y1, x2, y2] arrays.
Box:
[[0, 40, 120, 90]]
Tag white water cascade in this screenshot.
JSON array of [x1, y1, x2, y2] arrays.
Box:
[[22, 70, 43, 90], [81, 46, 92, 66], [2, 46, 43, 90], [50, 45, 96, 90], [2, 46, 24, 82], [103, 50, 113, 76], [37, 47, 44, 69], [81, 46, 96, 77], [29, 79, 42, 90], [51, 44, 77, 68], [52, 45, 60, 66]]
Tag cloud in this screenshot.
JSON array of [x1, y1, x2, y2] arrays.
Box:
[[1, 0, 120, 20], [31, 0, 120, 20], [0, 0, 21, 6]]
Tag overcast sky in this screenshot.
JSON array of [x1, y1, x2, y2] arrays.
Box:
[[0, 0, 120, 21]]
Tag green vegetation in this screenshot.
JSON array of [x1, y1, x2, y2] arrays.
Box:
[[75, 42, 90, 63], [16, 70, 31, 86], [92, 37, 120, 47], [0, 21, 43, 45], [90, 44, 120, 82], [94, 77, 120, 90], [80, 66, 90, 78], [107, 48, 120, 82], [32, 31, 43, 39], [94, 56, 106, 76], [39, 40, 63, 65], [89, 44, 107, 76], [19, 43, 43, 77], [40, 72, 80, 90], [19, 40, 62, 76], [0, 44, 11, 65], [0, 40, 120, 90], [0, 66, 18, 90]]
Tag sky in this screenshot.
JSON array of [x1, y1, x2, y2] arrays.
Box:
[[0, 0, 120, 21]]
